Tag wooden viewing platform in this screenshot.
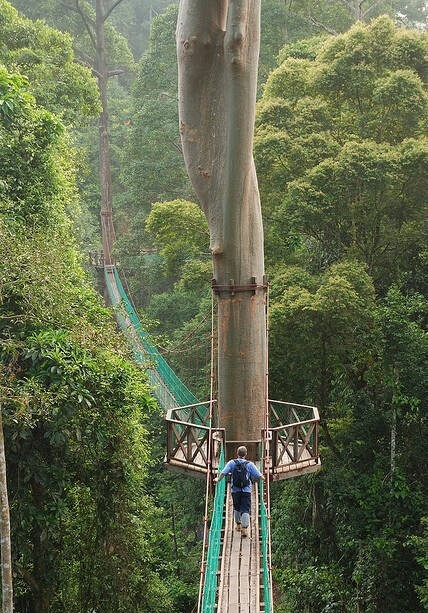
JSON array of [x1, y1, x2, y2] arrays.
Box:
[[165, 400, 321, 481]]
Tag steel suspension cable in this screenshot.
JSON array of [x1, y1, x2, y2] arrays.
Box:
[[197, 288, 217, 613], [118, 265, 140, 316], [263, 282, 273, 611]]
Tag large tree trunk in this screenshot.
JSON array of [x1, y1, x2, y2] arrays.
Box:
[[341, 0, 383, 21], [0, 408, 13, 613], [96, 0, 115, 266], [67, 0, 126, 267], [177, 1, 266, 444]]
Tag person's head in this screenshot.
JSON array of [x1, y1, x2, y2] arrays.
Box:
[[237, 446, 247, 458]]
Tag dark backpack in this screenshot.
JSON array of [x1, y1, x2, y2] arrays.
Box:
[[232, 459, 250, 489]]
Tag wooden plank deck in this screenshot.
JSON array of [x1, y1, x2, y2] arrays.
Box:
[[217, 484, 260, 612]]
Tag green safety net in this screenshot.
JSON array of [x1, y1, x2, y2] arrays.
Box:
[[201, 445, 226, 612], [104, 266, 199, 409], [259, 479, 272, 613]]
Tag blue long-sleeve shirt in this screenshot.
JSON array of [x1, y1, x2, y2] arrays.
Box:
[[221, 458, 262, 493]]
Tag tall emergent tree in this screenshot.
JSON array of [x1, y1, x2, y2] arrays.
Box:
[[177, 1, 266, 444], [65, 0, 128, 265]]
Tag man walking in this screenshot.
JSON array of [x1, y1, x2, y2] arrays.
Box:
[[214, 446, 263, 537]]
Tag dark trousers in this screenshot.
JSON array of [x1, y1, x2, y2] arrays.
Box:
[[231, 491, 251, 516]]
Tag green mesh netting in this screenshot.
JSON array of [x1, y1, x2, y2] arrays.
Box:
[[260, 480, 272, 613], [201, 445, 226, 612], [104, 266, 199, 410]]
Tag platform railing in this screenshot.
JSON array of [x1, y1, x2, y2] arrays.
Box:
[[165, 402, 222, 476], [266, 400, 321, 480]]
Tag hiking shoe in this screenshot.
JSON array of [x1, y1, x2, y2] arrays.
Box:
[[235, 523, 241, 532], [241, 527, 248, 537]]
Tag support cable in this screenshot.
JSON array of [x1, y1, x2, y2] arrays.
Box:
[[197, 288, 217, 613], [263, 283, 274, 612], [119, 265, 140, 317]]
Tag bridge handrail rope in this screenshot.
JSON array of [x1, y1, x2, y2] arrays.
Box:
[[113, 266, 198, 406], [259, 474, 273, 613], [262, 281, 274, 612], [199, 442, 226, 613], [104, 267, 172, 405], [198, 290, 218, 612], [104, 268, 184, 409]]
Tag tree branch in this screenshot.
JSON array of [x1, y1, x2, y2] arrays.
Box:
[[307, 13, 337, 35], [61, 1, 95, 26], [65, 0, 97, 50], [340, 0, 355, 10], [320, 421, 343, 460], [362, 0, 383, 18], [73, 46, 96, 68], [74, 57, 102, 79], [17, 564, 39, 594], [340, 0, 358, 17], [103, 0, 126, 23], [107, 68, 126, 77]]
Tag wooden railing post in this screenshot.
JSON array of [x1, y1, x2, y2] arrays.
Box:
[[166, 417, 173, 462], [271, 430, 277, 473], [186, 427, 192, 464], [314, 422, 319, 458]]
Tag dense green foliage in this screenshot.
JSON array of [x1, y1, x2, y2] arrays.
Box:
[[5, 0, 140, 254], [254, 17, 427, 611], [0, 56, 189, 612], [1, 2, 426, 611], [283, 0, 427, 39], [256, 17, 427, 282], [0, 0, 101, 124]]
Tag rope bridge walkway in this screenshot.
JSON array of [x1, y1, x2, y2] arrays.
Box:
[[216, 483, 270, 612], [102, 263, 321, 612], [194, 439, 273, 613]]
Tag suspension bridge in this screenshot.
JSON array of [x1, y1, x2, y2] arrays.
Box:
[[101, 260, 321, 613]]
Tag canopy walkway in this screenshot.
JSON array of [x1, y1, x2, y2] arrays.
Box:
[[101, 262, 321, 612], [167, 400, 320, 612], [203, 479, 272, 612]]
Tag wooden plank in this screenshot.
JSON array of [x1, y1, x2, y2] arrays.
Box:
[[240, 526, 251, 610], [273, 460, 321, 480], [217, 485, 262, 612], [228, 515, 242, 610], [163, 459, 207, 478], [297, 423, 315, 460]]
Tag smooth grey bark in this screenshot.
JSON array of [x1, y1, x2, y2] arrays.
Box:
[[96, 0, 116, 266], [177, 1, 266, 443], [0, 408, 13, 612], [340, 0, 384, 21], [67, 0, 126, 265]]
